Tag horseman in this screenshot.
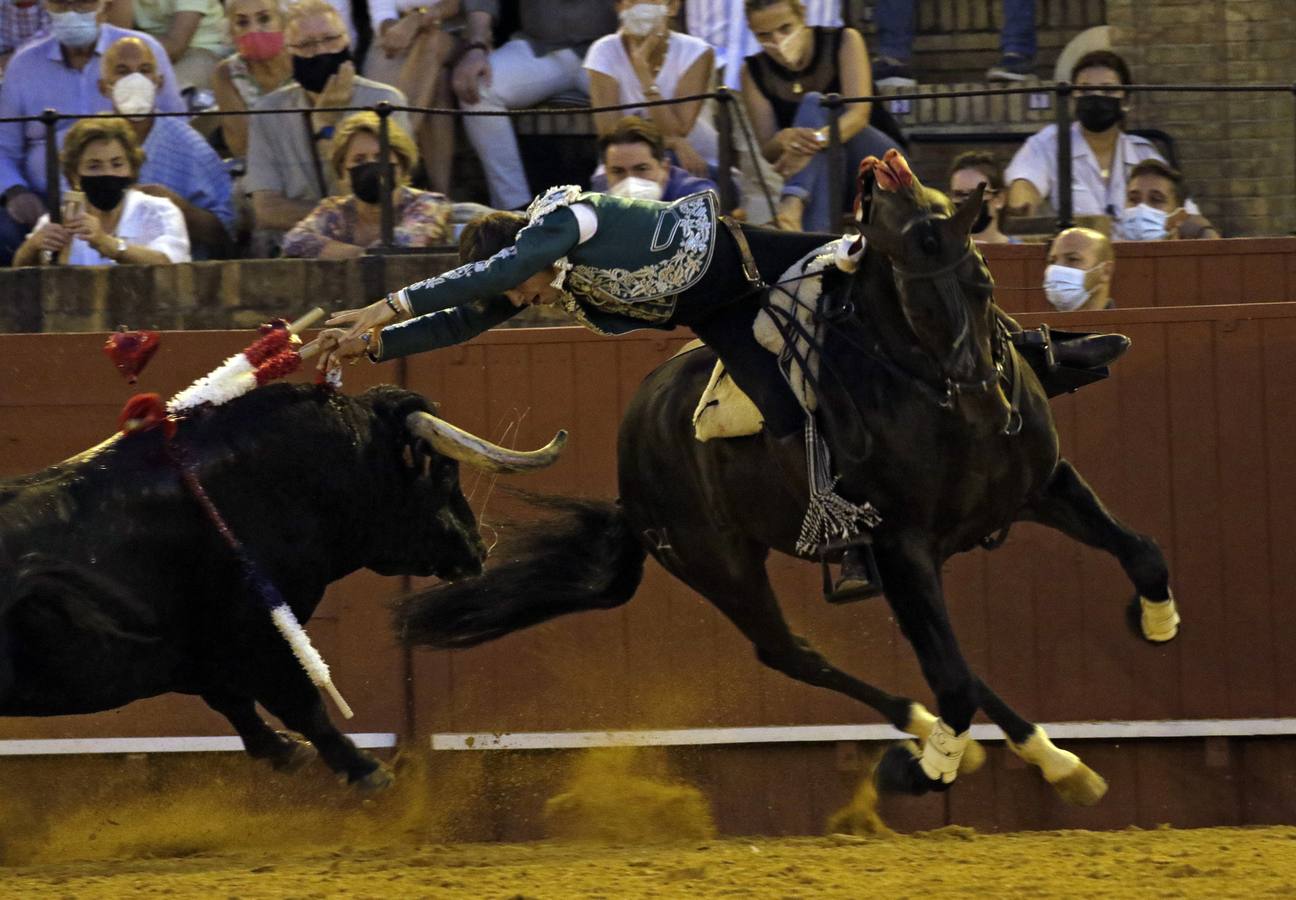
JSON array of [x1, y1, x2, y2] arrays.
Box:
[[317, 181, 1126, 599]]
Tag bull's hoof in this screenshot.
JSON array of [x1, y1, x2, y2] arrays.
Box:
[[1050, 761, 1108, 806], [352, 765, 395, 794], [269, 734, 317, 773], [875, 741, 951, 796]]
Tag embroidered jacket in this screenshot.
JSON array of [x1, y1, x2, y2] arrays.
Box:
[[378, 185, 718, 361]]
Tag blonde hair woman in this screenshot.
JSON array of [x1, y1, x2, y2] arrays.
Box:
[[212, 0, 293, 158], [281, 111, 451, 258]]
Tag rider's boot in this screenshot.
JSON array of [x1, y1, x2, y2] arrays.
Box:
[[1051, 333, 1131, 370]]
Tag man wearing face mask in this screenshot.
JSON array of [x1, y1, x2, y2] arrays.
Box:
[[0, 0, 184, 264], [1042, 227, 1114, 313], [1119, 158, 1220, 242], [245, 0, 407, 245], [1004, 51, 1169, 225], [98, 36, 233, 256], [590, 116, 718, 202]]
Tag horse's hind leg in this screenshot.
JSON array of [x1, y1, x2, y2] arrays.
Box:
[[202, 691, 317, 772], [1022, 458, 1179, 642]]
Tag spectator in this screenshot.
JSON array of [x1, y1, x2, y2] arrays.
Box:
[[131, 0, 229, 91], [245, 0, 407, 245], [452, 0, 618, 210], [212, 0, 293, 159], [1005, 51, 1166, 222], [684, 0, 840, 89], [1, 0, 50, 75], [590, 115, 717, 200], [98, 35, 233, 256], [1119, 158, 1220, 241], [1042, 226, 1113, 312], [740, 0, 900, 231], [282, 110, 451, 258], [947, 150, 1014, 245], [871, 0, 1037, 85], [0, 0, 183, 263], [13, 116, 190, 265], [585, 1, 715, 176], [364, 0, 460, 194]]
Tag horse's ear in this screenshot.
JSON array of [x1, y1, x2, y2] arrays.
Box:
[[949, 183, 986, 236]]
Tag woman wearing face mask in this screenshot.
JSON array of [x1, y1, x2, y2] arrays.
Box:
[[741, 0, 903, 232], [213, 0, 293, 159], [281, 112, 451, 259], [585, 1, 717, 179], [12, 118, 190, 267]]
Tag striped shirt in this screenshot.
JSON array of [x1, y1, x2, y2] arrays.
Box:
[[138, 115, 235, 230]]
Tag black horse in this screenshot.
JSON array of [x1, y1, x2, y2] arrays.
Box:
[[393, 150, 1180, 804]]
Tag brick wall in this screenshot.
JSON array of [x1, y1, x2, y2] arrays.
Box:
[[1107, 0, 1296, 236]]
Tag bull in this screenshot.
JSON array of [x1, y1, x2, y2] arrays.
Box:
[[0, 383, 564, 788]]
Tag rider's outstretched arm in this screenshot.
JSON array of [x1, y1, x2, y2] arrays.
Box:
[[377, 296, 519, 360]]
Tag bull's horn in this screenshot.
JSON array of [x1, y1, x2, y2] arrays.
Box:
[[405, 411, 567, 474]]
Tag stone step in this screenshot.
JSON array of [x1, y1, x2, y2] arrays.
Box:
[[878, 81, 1058, 133]]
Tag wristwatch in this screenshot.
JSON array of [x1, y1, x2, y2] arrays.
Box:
[[109, 237, 127, 259]]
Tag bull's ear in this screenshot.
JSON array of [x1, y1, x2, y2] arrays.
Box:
[[949, 183, 985, 236]]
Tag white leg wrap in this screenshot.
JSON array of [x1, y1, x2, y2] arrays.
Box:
[[1140, 593, 1180, 642], [904, 703, 938, 741], [1009, 727, 1080, 784], [918, 718, 968, 784]]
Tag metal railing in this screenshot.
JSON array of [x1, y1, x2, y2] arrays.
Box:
[[3, 79, 1293, 250]]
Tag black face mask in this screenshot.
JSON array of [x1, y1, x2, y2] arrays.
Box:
[[1075, 94, 1124, 133], [972, 203, 993, 234], [348, 161, 386, 204], [80, 174, 132, 211], [291, 47, 352, 94]]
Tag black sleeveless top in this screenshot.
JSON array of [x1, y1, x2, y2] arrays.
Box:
[[745, 27, 844, 130]]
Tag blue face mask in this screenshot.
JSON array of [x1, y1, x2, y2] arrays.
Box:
[[50, 9, 100, 48], [1117, 203, 1169, 241]]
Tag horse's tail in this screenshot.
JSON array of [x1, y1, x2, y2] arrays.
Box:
[[391, 494, 645, 650]]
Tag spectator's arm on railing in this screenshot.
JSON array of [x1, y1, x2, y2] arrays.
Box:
[[212, 61, 250, 158], [835, 28, 873, 139]]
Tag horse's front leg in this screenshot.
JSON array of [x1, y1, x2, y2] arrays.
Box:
[[872, 536, 982, 796], [1021, 458, 1179, 643]]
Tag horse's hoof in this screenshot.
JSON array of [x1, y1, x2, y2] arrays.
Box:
[[875, 741, 951, 796], [1050, 761, 1108, 806], [352, 765, 395, 794], [269, 734, 317, 773], [959, 736, 987, 775], [1127, 594, 1180, 643], [905, 704, 984, 776]]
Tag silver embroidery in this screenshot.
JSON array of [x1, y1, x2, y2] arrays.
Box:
[[527, 185, 582, 222], [406, 245, 517, 293]]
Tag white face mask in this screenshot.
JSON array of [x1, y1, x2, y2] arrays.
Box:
[[111, 72, 158, 117], [1042, 263, 1098, 312], [619, 3, 668, 38], [1117, 203, 1169, 241], [50, 9, 100, 48], [767, 25, 806, 64], [609, 175, 664, 201]]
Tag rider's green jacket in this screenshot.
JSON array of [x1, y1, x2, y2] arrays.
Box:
[[376, 186, 720, 361]]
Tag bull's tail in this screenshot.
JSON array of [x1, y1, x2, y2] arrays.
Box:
[[391, 495, 645, 649]]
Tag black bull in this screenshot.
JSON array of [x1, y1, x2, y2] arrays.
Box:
[[393, 153, 1180, 807], [0, 383, 562, 787]]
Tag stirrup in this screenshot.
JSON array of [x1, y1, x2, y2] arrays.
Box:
[[1009, 323, 1057, 371], [819, 535, 885, 604]]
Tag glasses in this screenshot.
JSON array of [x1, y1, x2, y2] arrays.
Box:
[[951, 189, 997, 203], [46, 0, 99, 11], [287, 33, 345, 52]]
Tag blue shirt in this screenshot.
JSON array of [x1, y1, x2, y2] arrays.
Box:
[[0, 25, 185, 194], [138, 116, 234, 230], [590, 164, 718, 202]]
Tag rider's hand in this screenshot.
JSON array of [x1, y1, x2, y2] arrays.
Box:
[[452, 46, 492, 105], [326, 297, 397, 339], [313, 327, 371, 371]]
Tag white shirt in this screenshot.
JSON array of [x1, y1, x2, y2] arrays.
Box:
[[1005, 122, 1167, 218], [684, 0, 842, 89], [33, 189, 190, 265], [583, 31, 719, 168]]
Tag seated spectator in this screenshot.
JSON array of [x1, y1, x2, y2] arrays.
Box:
[[212, 0, 293, 159], [740, 0, 900, 231], [98, 35, 233, 256], [451, 0, 617, 210], [685, 0, 840, 89], [282, 111, 451, 258], [585, 1, 715, 177], [131, 0, 230, 91], [1, 0, 50, 76], [1005, 50, 1167, 223], [0, 0, 183, 263], [364, 0, 460, 194], [245, 0, 407, 247], [871, 0, 1038, 85], [1119, 158, 1220, 241], [1042, 226, 1113, 313], [948, 150, 1015, 245], [13, 116, 190, 265], [590, 115, 717, 200]]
